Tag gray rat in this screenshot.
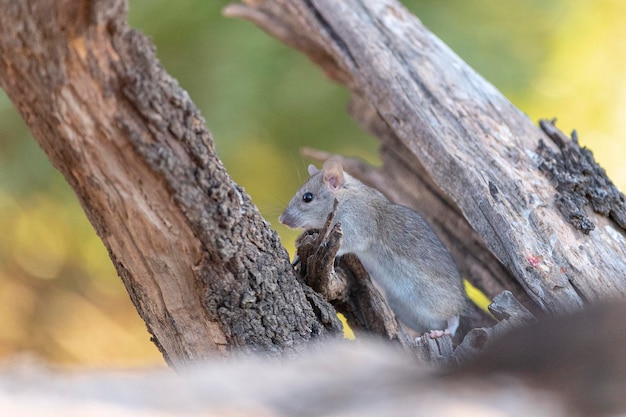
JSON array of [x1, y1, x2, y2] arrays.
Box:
[[279, 157, 467, 337]]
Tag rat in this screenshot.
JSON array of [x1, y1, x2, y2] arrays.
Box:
[[279, 157, 468, 338]]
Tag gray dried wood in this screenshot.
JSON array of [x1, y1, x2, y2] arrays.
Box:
[[6, 302, 626, 417], [226, 0, 626, 315]]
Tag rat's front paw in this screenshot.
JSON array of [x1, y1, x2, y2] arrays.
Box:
[[426, 329, 450, 339]]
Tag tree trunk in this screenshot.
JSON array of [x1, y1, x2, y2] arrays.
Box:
[[0, 0, 341, 367], [226, 0, 626, 314], [2, 0, 626, 366]]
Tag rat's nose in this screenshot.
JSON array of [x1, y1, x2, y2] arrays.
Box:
[[278, 210, 297, 228]]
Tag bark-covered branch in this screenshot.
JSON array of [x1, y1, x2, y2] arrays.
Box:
[[0, 0, 342, 366], [538, 118, 626, 234]]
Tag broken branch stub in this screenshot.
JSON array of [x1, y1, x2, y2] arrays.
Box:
[[295, 200, 348, 301]]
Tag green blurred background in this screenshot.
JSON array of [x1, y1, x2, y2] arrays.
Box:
[[1, 0, 625, 366]]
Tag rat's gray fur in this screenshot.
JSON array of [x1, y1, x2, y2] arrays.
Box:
[[280, 160, 467, 335]]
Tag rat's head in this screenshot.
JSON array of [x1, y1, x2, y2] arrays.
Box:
[[279, 157, 346, 229]]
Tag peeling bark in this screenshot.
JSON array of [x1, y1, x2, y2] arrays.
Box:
[[538, 119, 626, 234]]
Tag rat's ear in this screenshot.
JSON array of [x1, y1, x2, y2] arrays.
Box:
[[322, 157, 345, 191], [307, 164, 320, 176]]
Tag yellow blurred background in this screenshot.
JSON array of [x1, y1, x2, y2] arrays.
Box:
[[0, 0, 625, 367]]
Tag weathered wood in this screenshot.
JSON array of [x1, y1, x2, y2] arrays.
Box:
[[226, 0, 626, 314], [459, 301, 626, 417], [414, 334, 454, 366], [0, 0, 342, 366], [450, 290, 537, 365], [488, 290, 536, 324]]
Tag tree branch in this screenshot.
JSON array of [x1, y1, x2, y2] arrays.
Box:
[[227, 0, 626, 314], [0, 0, 342, 366]]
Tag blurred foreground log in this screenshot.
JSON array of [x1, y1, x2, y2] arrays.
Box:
[[3, 302, 626, 417]]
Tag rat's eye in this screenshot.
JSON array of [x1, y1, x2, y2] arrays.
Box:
[[302, 192, 314, 203]]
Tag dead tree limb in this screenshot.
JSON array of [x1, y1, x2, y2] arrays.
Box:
[[226, 0, 626, 314]]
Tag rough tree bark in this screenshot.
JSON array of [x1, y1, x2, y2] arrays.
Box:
[[2, 0, 626, 367], [225, 0, 626, 315], [0, 0, 342, 367], [3, 0, 626, 414]]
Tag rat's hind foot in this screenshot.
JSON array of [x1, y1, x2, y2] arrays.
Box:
[[423, 315, 460, 339]]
